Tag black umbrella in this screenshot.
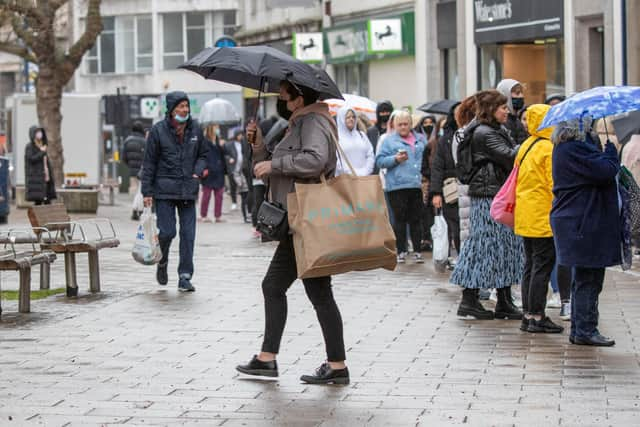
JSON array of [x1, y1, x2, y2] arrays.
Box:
[[179, 46, 342, 100], [417, 99, 459, 115], [613, 110, 640, 145]]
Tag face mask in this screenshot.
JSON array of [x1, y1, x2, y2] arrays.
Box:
[[379, 114, 390, 124], [277, 98, 292, 120], [511, 97, 524, 112], [438, 129, 444, 137], [174, 113, 189, 123], [424, 125, 434, 135], [35, 131, 43, 140]]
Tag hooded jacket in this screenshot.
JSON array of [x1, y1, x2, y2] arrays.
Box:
[[514, 104, 554, 238], [141, 91, 209, 200], [366, 100, 393, 153], [496, 78, 528, 144], [252, 102, 338, 209], [336, 106, 374, 176], [24, 125, 56, 202], [122, 130, 146, 177]]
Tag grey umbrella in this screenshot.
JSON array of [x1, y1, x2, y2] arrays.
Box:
[[613, 110, 640, 145], [179, 46, 342, 100], [199, 98, 241, 126]]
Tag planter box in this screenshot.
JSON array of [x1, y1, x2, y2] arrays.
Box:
[[57, 189, 99, 213]]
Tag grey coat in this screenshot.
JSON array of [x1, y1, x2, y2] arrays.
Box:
[[253, 104, 337, 209]]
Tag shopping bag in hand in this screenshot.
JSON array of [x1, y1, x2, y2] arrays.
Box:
[[132, 207, 162, 265], [431, 214, 449, 272]]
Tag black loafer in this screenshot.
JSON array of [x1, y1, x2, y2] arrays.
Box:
[[236, 355, 278, 378], [572, 334, 615, 347], [526, 316, 564, 333], [300, 362, 349, 385], [156, 263, 168, 286]]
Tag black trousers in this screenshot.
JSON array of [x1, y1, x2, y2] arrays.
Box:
[[261, 237, 346, 362], [388, 189, 423, 254], [443, 202, 461, 254], [521, 237, 556, 315], [228, 175, 238, 204], [556, 264, 572, 301], [252, 184, 266, 227]]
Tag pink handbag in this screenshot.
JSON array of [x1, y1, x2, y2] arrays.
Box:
[[490, 138, 542, 228]]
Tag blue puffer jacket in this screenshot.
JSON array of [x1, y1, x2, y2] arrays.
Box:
[[141, 91, 209, 200], [375, 130, 426, 192]]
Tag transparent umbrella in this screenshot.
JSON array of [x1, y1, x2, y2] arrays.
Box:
[[199, 98, 241, 126]]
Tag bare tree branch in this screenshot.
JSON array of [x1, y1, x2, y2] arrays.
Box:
[[10, 14, 38, 51], [0, 0, 43, 22], [0, 41, 35, 61], [61, 0, 101, 81]]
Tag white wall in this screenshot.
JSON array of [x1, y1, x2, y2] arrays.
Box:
[[240, 0, 320, 33], [368, 56, 419, 109], [332, 0, 414, 18]]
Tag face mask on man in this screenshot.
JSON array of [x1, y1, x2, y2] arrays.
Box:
[[379, 113, 391, 125], [511, 97, 524, 112], [277, 98, 292, 120], [424, 125, 434, 135], [35, 131, 43, 140], [174, 113, 190, 123]]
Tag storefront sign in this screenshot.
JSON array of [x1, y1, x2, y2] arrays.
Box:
[[293, 32, 324, 63], [324, 23, 368, 64], [474, 0, 563, 44], [367, 19, 403, 54]]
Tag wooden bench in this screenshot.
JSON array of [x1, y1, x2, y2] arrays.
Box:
[[0, 229, 57, 314], [27, 203, 120, 297]]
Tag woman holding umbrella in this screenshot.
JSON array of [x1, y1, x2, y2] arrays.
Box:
[[235, 81, 349, 385]]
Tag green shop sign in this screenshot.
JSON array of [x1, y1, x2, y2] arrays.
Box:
[[323, 11, 415, 64]]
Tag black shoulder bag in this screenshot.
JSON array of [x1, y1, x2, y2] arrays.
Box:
[[256, 179, 289, 241]]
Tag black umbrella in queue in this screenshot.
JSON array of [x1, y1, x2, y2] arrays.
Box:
[[417, 99, 459, 115]]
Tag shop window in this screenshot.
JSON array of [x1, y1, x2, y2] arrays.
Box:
[[333, 63, 369, 97], [162, 11, 238, 70], [444, 48, 459, 100], [84, 15, 153, 74]]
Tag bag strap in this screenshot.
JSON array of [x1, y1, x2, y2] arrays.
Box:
[[518, 137, 544, 166]]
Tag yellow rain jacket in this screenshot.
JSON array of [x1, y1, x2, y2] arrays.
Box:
[[514, 104, 554, 238]]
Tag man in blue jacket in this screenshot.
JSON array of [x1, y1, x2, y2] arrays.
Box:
[[142, 91, 209, 291]]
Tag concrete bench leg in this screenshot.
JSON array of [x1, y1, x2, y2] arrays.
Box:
[[88, 250, 100, 293], [40, 263, 51, 290], [19, 266, 31, 313], [64, 252, 78, 297]]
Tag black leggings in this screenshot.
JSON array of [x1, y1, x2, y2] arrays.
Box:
[[388, 188, 423, 254], [34, 199, 52, 206], [261, 237, 346, 362]]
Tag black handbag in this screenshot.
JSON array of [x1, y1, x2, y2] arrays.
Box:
[[256, 186, 289, 241]]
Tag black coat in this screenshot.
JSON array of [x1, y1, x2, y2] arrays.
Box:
[[122, 131, 146, 177], [429, 129, 457, 197], [141, 91, 209, 200], [201, 138, 226, 189], [505, 114, 528, 145], [467, 122, 518, 198], [223, 139, 252, 185], [25, 126, 56, 202]]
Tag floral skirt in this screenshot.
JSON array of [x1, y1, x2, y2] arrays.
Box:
[[450, 197, 524, 289]]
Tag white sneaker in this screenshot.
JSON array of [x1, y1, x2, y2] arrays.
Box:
[[547, 292, 562, 309], [397, 252, 407, 264], [413, 253, 424, 264], [231, 203, 238, 211], [560, 301, 571, 320]]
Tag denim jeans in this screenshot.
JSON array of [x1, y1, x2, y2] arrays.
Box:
[[156, 199, 196, 278], [570, 266, 605, 339]]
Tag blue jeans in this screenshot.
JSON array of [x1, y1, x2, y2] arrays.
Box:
[[570, 266, 605, 339], [156, 199, 196, 278]]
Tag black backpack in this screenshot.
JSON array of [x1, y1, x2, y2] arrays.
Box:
[[456, 121, 480, 184]]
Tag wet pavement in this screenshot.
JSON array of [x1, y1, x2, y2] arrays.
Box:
[[1, 194, 639, 426]]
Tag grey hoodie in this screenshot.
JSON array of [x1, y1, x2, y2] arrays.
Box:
[[496, 78, 528, 144], [496, 78, 521, 115]]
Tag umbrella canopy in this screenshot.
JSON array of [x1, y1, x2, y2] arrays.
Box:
[[417, 99, 458, 115], [538, 86, 640, 130], [199, 98, 241, 126], [180, 46, 342, 100], [325, 94, 378, 122], [613, 111, 640, 145]]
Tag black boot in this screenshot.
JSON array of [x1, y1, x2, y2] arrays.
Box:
[[457, 288, 494, 320], [494, 287, 523, 320]]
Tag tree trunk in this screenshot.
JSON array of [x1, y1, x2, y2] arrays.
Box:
[[35, 67, 65, 187]]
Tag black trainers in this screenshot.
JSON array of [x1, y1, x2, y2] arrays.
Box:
[[526, 316, 564, 333], [520, 318, 530, 332], [300, 362, 350, 385], [236, 355, 279, 378], [178, 275, 195, 292], [156, 263, 168, 286]]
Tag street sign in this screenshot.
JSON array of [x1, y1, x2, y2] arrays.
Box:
[[214, 36, 237, 48], [293, 32, 323, 63]]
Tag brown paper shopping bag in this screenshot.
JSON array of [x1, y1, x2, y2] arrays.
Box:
[[287, 170, 397, 279]]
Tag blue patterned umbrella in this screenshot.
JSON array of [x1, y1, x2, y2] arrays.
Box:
[[538, 85, 640, 130]]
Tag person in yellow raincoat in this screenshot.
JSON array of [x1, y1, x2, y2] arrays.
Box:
[[514, 104, 564, 334]]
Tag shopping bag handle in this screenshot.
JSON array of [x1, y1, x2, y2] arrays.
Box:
[[332, 132, 357, 176]]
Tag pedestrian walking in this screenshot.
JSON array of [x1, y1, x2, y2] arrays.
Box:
[[225, 129, 253, 223], [236, 81, 349, 385], [141, 91, 209, 292], [367, 100, 394, 154], [451, 90, 523, 320], [200, 124, 226, 223], [122, 121, 147, 220], [430, 103, 462, 257], [418, 115, 439, 250], [496, 79, 528, 144], [25, 125, 56, 206], [375, 110, 427, 264], [550, 117, 621, 346], [335, 106, 374, 176], [513, 104, 564, 334]]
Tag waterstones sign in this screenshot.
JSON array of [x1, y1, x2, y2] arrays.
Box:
[[474, 0, 563, 44]]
